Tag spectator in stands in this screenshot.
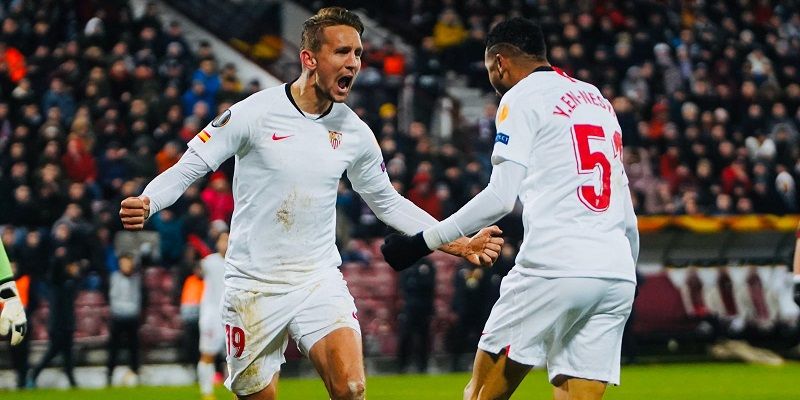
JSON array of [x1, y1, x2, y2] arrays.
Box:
[[148, 208, 185, 268], [41, 78, 75, 125], [397, 257, 435, 373], [98, 141, 130, 196], [200, 171, 234, 224], [61, 137, 97, 184], [0, 40, 26, 86], [412, 36, 444, 125], [183, 201, 211, 239], [192, 59, 221, 107], [406, 171, 442, 220], [126, 138, 158, 179], [182, 80, 212, 118], [432, 8, 467, 70], [106, 253, 143, 386], [155, 140, 182, 173]]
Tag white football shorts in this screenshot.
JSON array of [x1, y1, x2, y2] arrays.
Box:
[[222, 272, 361, 396], [199, 308, 225, 356], [479, 269, 635, 385]]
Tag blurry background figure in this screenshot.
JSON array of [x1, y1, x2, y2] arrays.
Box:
[[187, 229, 229, 400], [180, 262, 204, 368], [449, 261, 490, 372], [27, 256, 82, 388], [200, 172, 234, 225], [9, 259, 31, 388], [106, 253, 144, 386], [397, 257, 435, 373]]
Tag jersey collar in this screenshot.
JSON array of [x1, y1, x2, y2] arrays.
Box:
[[531, 65, 554, 73], [285, 81, 334, 120]]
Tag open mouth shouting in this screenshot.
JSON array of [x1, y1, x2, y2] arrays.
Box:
[[336, 75, 354, 94]]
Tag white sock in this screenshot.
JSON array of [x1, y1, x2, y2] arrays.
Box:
[[197, 361, 215, 395]]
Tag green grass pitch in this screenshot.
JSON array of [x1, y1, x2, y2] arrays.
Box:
[[5, 362, 800, 399]]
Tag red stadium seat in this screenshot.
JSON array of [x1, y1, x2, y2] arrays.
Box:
[[633, 272, 699, 336]]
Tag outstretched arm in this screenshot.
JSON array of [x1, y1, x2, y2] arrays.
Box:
[[357, 179, 503, 265], [120, 148, 211, 230], [379, 160, 523, 271], [422, 160, 525, 249]]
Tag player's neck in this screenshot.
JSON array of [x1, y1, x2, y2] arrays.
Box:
[[290, 75, 333, 115], [509, 60, 551, 86]]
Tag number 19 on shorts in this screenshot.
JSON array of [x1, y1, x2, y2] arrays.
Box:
[[225, 324, 246, 358]]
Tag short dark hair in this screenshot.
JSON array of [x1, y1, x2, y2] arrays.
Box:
[[301, 7, 364, 52], [486, 18, 547, 60]]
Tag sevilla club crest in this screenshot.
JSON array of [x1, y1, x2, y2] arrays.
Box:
[[328, 130, 342, 149]]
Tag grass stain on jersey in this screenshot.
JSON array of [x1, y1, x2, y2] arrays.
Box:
[[276, 190, 298, 232]]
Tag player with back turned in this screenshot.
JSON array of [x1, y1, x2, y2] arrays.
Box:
[[120, 7, 502, 400], [382, 18, 639, 400]]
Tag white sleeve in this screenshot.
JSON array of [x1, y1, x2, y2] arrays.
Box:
[[359, 180, 439, 235], [422, 160, 526, 249], [623, 183, 639, 264], [187, 103, 253, 171], [347, 129, 439, 234], [141, 148, 212, 214]]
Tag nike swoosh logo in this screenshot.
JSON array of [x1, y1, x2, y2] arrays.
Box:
[[272, 133, 293, 141]]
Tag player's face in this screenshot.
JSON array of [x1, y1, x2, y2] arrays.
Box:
[[484, 50, 509, 96], [312, 25, 362, 103]]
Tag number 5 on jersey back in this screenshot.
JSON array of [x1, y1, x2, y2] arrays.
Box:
[[571, 124, 621, 212]]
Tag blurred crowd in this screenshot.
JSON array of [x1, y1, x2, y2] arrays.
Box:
[[0, 0, 260, 275], [1, 0, 800, 384], [329, 0, 800, 217]]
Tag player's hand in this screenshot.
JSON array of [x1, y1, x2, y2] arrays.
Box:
[[463, 226, 504, 267], [120, 196, 151, 230], [381, 232, 433, 272], [0, 281, 27, 346]]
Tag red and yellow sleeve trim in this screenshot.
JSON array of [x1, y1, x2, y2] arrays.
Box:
[[198, 130, 212, 143]]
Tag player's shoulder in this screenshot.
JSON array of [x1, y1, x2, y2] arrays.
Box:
[[227, 84, 286, 118], [572, 77, 604, 97], [330, 102, 373, 136], [499, 74, 548, 112]]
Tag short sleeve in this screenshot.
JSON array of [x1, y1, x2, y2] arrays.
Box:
[[347, 128, 389, 194], [490, 93, 540, 167], [187, 103, 252, 171]]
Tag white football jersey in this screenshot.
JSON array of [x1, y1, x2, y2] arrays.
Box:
[[199, 252, 225, 319], [492, 67, 635, 282], [188, 84, 388, 292]]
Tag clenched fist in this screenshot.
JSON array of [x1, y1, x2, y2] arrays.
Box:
[[120, 196, 151, 230]]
